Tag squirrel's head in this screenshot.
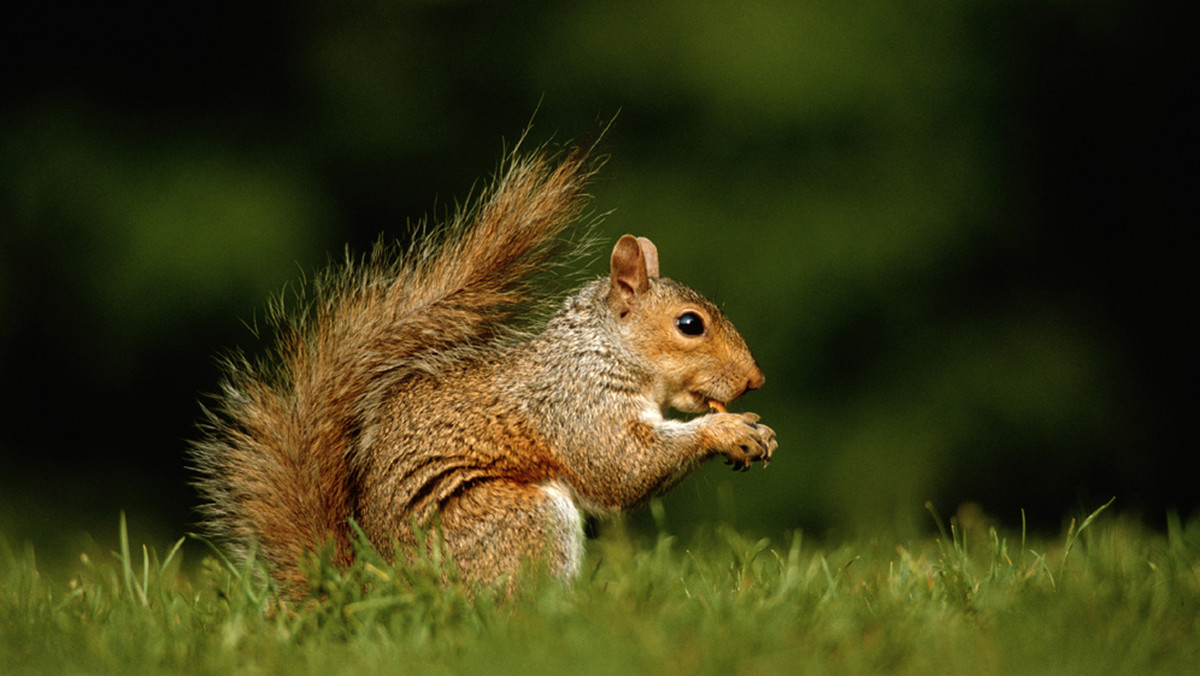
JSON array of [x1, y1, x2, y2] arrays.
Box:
[[607, 234, 765, 414]]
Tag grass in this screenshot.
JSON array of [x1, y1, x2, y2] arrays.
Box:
[[2, 502, 1198, 675]]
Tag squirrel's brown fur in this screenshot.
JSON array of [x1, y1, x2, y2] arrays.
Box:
[[191, 145, 775, 591]]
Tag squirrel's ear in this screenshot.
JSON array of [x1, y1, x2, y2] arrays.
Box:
[[609, 234, 652, 317], [635, 237, 660, 278]]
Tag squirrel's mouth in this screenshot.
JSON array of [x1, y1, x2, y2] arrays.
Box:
[[674, 391, 727, 414]]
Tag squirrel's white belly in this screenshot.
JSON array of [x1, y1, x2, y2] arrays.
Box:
[[538, 479, 585, 579]]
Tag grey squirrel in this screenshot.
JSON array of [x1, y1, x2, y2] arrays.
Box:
[[191, 144, 776, 590]]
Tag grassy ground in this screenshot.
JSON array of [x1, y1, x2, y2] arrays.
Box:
[[2, 501, 1198, 675]]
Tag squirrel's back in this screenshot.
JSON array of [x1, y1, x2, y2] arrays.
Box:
[[190, 147, 595, 585]]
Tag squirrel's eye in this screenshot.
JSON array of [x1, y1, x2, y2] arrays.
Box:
[[676, 311, 705, 336]]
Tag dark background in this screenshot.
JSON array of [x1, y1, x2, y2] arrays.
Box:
[[1, 0, 1193, 558]]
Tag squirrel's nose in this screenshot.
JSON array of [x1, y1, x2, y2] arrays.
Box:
[[745, 365, 765, 392]]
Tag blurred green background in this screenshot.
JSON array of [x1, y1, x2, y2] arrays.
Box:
[[1, 0, 1191, 557]]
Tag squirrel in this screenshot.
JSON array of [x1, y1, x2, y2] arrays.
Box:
[[190, 144, 777, 591]]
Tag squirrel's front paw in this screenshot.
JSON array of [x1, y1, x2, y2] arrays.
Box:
[[704, 412, 777, 472]]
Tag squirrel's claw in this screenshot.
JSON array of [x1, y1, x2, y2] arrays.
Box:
[[707, 413, 776, 472]]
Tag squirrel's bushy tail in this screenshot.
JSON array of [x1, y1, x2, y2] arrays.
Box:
[[190, 146, 595, 585]]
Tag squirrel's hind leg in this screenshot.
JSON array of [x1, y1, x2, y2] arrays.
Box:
[[440, 479, 585, 588]]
